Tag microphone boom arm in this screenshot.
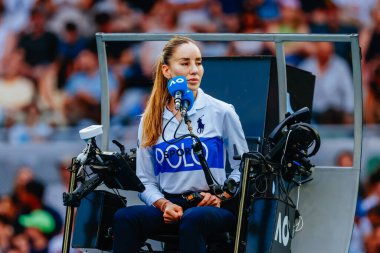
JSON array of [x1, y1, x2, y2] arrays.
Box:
[[184, 115, 223, 195]]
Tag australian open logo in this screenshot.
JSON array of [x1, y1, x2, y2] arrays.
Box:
[[197, 115, 205, 134]]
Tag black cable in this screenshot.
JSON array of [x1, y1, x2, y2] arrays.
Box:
[[174, 117, 183, 139], [162, 111, 193, 145], [253, 173, 268, 195], [162, 110, 179, 144], [111, 187, 127, 206], [278, 169, 295, 207]]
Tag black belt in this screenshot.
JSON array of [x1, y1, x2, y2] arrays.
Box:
[[163, 191, 194, 199], [163, 191, 205, 203]]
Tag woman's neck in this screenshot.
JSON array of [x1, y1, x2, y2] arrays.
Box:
[[193, 90, 198, 100], [167, 99, 176, 113]]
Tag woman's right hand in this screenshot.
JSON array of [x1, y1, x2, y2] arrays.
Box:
[[162, 202, 183, 224]]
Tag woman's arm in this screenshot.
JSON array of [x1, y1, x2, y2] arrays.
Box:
[[222, 104, 249, 182], [136, 117, 165, 206]]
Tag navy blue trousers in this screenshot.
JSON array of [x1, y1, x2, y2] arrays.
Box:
[[112, 199, 236, 253]]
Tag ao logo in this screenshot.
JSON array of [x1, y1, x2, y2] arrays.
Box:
[[274, 212, 290, 247], [155, 142, 209, 168], [169, 77, 185, 87]]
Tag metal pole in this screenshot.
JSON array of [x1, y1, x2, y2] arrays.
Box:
[[97, 33, 353, 42], [96, 34, 110, 151], [275, 41, 288, 121], [234, 157, 251, 253], [344, 35, 363, 252], [350, 35, 363, 173], [62, 160, 78, 253]]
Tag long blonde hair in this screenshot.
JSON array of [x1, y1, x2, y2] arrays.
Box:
[[142, 36, 197, 147]]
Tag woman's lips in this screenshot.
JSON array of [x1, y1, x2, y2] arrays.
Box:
[[187, 79, 199, 84]]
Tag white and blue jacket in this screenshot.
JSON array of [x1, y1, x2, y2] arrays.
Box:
[[137, 88, 249, 206]]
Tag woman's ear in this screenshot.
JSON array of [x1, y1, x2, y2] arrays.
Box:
[[162, 64, 172, 79]]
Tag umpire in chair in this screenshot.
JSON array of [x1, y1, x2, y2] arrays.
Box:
[[112, 36, 248, 253]]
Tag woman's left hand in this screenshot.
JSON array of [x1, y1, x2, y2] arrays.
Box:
[[197, 192, 221, 208]]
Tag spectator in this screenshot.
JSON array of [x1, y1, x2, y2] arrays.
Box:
[[309, 3, 358, 65], [192, 0, 229, 33], [362, 7, 380, 63], [1, 0, 35, 33], [298, 42, 354, 124], [332, 0, 377, 28], [43, 157, 77, 253], [0, 3, 17, 69], [57, 21, 88, 88], [111, 47, 151, 126], [365, 64, 380, 124], [0, 51, 36, 128], [46, 0, 94, 38], [17, 6, 60, 114], [351, 169, 380, 253], [264, 0, 313, 65], [16, 179, 62, 239], [100, 0, 143, 33], [17, 6, 59, 73], [86, 11, 131, 61], [9, 166, 35, 221], [365, 204, 380, 253], [43, 158, 72, 221], [8, 103, 53, 144], [227, 10, 265, 56], [63, 49, 118, 126], [167, 0, 210, 32], [336, 150, 354, 167], [0, 195, 19, 223], [7, 231, 30, 253], [140, 0, 187, 78], [19, 209, 56, 253], [0, 215, 14, 252]]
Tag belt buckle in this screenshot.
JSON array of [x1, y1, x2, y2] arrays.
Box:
[[181, 192, 190, 201], [182, 192, 203, 203]]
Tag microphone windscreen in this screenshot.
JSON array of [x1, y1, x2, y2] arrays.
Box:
[[167, 76, 188, 96], [182, 89, 195, 111]]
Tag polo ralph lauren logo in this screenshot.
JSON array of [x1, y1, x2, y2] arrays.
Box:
[[197, 115, 205, 134]]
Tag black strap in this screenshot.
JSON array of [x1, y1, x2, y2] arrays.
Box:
[[163, 191, 186, 199]]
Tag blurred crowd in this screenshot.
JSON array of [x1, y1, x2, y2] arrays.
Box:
[[0, 0, 379, 143], [0, 162, 74, 253], [0, 0, 380, 252]]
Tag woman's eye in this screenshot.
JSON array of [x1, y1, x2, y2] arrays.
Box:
[[181, 63, 188, 66]]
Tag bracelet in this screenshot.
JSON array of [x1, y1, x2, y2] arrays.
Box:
[[160, 200, 171, 212]]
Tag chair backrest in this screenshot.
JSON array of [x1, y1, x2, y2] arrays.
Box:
[[202, 56, 315, 140]]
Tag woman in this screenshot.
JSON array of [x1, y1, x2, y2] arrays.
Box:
[[113, 36, 248, 253]]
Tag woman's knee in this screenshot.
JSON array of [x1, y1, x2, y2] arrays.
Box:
[[180, 207, 213, 229], [180, 206, 236, 234], [113, 206, 142, 227]]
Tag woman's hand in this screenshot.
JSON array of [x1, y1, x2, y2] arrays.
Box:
[[163, 202, 183, 224], [154, 198, 183, 223], [197, 192, 221, 207]]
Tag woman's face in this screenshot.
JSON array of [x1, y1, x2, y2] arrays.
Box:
[[163, 42, 204, 93]]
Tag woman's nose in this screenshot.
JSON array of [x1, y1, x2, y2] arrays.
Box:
[[190, 63, 198, 74]]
